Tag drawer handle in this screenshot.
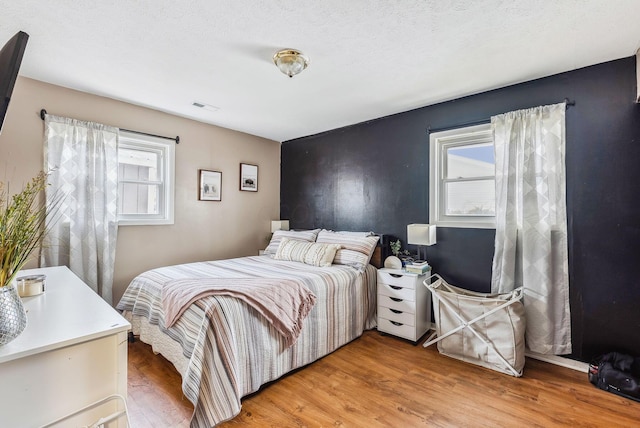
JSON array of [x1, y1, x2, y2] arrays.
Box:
[[390, 273, 403, 278], [390, 285, 402, 290], [390, 309, 403, 314], [390, 321, 404, 326], [390, 297, 403, 302]]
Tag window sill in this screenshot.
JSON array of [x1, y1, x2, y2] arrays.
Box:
[[118, 218, 174, 226], [432, 220, 495, 229]]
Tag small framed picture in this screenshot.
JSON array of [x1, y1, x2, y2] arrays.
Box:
[[240, 163, 258, 192], [198, 169, 222, 201]]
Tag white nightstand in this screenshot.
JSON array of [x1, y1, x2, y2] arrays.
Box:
[[377, 267, 431, 342]]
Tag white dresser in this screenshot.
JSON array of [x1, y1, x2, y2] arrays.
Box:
[[0, 266, 131, 427], [377, 267, 431, 342]]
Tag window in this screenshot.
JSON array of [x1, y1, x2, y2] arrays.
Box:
[[117, 131, 175, 225], [429, 123, 495, 228]]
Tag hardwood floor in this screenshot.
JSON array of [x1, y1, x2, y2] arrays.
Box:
[[127, 330, 640, 427], [127, 339, 193, 427]]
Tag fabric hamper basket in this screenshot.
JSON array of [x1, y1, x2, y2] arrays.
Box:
[[423, 274, 526, 377]]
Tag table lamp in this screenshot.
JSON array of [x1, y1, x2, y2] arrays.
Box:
[[407, 224, 436, 263], [271, 220, 290, 233]]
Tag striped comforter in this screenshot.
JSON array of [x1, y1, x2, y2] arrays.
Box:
[[116, 256, 377, 427]]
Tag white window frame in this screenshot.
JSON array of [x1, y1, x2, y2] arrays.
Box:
[[117, 131, 175, 226], [429, 123, 495, 229]]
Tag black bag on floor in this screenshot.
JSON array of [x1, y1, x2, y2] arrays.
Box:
[[588, 352, 640, 402]]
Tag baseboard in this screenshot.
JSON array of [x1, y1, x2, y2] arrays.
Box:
[[525, 351, 589, 373]]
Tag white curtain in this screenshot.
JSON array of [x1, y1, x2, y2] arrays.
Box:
[[42, 115, 119, 305], [491, 102, 571, 355]]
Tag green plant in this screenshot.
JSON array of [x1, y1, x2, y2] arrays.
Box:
[[390, 239, 401, 256], [390, 239, 411, 258], [0, 172, 57, 288]]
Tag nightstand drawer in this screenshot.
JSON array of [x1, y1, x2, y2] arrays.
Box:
[[378, 317, 415, 340], [378, 294, 416, 313], [378, 282, 415, 301], [378, 306, 415, 326], [377, 270, 419, 289]]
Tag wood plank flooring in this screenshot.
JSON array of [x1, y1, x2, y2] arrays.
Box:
[[127, 330, 640, 427]]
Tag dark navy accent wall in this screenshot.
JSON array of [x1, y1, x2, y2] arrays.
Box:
[[281, 57, 640, 362]]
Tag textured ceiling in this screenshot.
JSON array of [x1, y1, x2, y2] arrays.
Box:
[[3, 1, 640, 142]]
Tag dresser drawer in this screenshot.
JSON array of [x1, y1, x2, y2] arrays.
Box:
[[378, 282, 415, 301], [378, 294, 416, 313], [378, 305, 415, 326], [377, 270, 419, 289], [378, 317, 416, 341]]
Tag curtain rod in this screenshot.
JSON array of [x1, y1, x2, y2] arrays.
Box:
[[426, 98, 575, 134], [39, 109, 180, 144]]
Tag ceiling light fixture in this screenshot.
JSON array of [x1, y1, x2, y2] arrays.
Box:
[[273, 48, 309, 78]]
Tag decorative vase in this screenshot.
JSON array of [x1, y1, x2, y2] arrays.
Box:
[[0, 283, 27, 346], [384, 255, 402, 269]]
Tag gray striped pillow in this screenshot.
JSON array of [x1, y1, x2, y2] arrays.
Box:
[[274, 238, 341, 267], [316, 230, 379, 272], [264, 229, 321, 255]]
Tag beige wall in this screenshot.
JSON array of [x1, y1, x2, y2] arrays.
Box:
[[0, 77, 281, 304]]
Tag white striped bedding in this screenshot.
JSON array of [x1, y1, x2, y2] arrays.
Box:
[[117, 255, 377, 427]]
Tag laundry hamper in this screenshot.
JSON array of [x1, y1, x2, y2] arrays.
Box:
[[423, 274, 526, 377]]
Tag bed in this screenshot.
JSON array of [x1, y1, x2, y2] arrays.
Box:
[[116, 230, 381, 427]]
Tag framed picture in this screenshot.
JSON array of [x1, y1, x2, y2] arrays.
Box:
[[239, 163, 258, 192], [198, 169, 222, 201]]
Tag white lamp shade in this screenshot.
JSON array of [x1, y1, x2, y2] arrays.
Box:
[[407, 224, 436, 246], [271, 220, 290, 233]]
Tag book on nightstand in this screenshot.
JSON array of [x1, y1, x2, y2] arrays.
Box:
[[404, 263, 430, 275]]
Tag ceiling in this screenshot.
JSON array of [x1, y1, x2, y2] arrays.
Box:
[[3, 1, 640, 142]]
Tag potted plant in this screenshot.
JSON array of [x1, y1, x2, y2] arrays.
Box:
[[390, 239, 413, 266], [0, 172, 54, 345]]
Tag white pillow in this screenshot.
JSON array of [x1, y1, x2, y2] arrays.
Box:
[[315, 229, 379, 272], [264, 229, 321, 255], [274, 238, 341, 267]]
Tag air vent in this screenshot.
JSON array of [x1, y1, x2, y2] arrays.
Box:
[[192, 101, 220, 112]]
